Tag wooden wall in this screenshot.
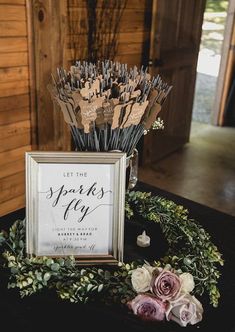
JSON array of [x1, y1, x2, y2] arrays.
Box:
[[0, 0, 31, 216], [67, 0, 152, 67], [0, 0, 152, 216]]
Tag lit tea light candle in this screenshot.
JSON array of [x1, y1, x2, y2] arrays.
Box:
[[137, 230, 150, 247]]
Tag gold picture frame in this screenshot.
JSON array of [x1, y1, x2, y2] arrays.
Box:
[[25, 151, 126, 265]]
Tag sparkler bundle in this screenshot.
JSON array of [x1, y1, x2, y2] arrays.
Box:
[[49, 60, 172, 157]]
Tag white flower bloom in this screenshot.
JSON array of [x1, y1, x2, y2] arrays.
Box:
[[131, 266, 152, 293], [180, 273, 195, 293], [166, 293, 203, 327], [142, 263, 157, 275]]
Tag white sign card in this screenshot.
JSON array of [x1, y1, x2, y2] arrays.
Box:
[[26, 152, 126, 265]]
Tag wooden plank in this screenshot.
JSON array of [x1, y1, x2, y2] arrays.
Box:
[[0, 52, 28, 67], [0, 80, 29, 97], [0, 120, 31, 152], [67, 31, 149, 45], [0, 94, 29, 111], [0, 5, 26, 20], [0, 0, 25, 4], [0, 37, 28, 52], [0, 171, 25, 204], [0, 21, 27, 37], [66, 43, 143, 61], [26, 0, 37, 148], [0, 144, 31, 166], [0, 194, 25, 217], [68, 0, 151, 10], [32, 0, 71, 151], [0, 132, 30, 152], [158, 48, 198, 70], [67, 40, 144, 61], [0, 120, 31, 139], [119, 31, 149, 44], [114, 53, 142, 67], [0, 106, 30, 125], [68, 8, 151, 34], [0, 157, 25, 178], [117, 42, 144, 55], [0, 66, 28, 82]]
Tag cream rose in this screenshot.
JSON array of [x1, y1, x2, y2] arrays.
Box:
[[166, 294, 203, 327], [142, 263, 158, 275], [180, 273, 195, 293], [131, 266, 152, 293]]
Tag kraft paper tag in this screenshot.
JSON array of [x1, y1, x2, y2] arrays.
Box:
[[123, 101, 149, 128], [120, 103, 132, 128], [143, 89, 159, 120], [95, 107, 104, 127], [71, 91, 82, 109], [79, 100, 98, 133], [112, 102, 126, 129], [103, 100, 114, 124], [75, 111, 84, 129], [55, 97, 78, 127], [144, 102, 162, 130], [130, 89, 141, 100], [79, 96, 105, 133], [128, 79, 138, 91], [80, 78, 100, 99]]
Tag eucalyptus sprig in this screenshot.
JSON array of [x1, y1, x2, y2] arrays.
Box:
[[0, 191, 223, 307]]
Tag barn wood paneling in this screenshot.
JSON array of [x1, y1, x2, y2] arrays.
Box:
[[0, 0, 31, 216]]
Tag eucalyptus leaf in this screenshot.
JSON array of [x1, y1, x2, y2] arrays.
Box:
[[43, 272, 51, 282], [98, 284, 103, 292], [51, 263, 60, 272]]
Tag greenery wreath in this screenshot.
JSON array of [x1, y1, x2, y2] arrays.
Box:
[[0, 191, 223, 327]]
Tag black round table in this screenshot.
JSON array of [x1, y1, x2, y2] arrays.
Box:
[[0, 182, 234, 332]]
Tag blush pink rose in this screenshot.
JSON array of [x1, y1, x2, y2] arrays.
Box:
[[151, 269, 181, 301], [128, 294, 167, 322], [166, 294, 203, 327]]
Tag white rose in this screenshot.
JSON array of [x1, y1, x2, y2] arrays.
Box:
[[142, 263, 158, 275], [131, 266, 152, 293], [166, 294, 203, 327], [180, 273, 195, 293]]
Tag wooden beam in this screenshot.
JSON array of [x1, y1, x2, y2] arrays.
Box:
[[31, 0, 71, 151], [26, 0, 37, 149]]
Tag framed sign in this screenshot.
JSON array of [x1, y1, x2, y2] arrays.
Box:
[[25, 151, 126, 265]]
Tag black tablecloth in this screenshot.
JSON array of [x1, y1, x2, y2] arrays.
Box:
[[0, 182, 235, 332]]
